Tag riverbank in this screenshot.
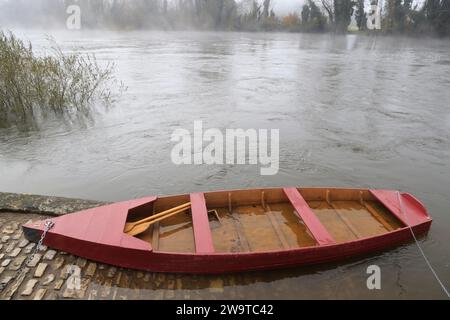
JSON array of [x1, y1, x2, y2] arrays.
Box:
[[0, 192, 107, 216]]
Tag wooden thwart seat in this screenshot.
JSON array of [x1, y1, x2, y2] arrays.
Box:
[[283, 188, 336, 246], [190, 193, 215, 254]]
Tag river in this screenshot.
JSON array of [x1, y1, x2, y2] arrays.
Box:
[[0, 30, 449, 298]]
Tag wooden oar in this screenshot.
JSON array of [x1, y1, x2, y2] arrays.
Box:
[[126, 206, 191, 237], [124, 202, 191, 233]]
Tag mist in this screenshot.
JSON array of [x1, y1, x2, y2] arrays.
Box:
[[0, 1, 448, 36], [0, 0, 316, 32]]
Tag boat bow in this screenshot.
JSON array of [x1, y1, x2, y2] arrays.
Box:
[[23, 196, 157, 251]]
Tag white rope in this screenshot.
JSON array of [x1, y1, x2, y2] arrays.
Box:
[[397, 192, 450, 298]]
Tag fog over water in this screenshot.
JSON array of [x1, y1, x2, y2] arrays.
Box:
[[0, 27, 449, 298]]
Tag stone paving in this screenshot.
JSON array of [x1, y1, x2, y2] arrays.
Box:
[[0, 211, 287, 300], [0, 212, 229, 300]]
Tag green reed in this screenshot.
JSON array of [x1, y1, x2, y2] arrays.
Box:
[[0, 31, 122, 130]]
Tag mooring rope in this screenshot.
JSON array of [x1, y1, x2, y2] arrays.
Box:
[[397, 192, 450, 298]]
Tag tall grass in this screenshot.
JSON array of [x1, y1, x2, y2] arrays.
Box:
[[0, 31, 121, 129]]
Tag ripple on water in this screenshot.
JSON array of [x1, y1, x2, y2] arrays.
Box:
[[1, 31, 449, 298]]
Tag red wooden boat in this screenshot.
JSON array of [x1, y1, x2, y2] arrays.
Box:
[[23, 188, 432, 274]]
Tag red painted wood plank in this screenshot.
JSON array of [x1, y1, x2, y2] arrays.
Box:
[[47, 196, 156, 250], [190, 193, 215, 254], [22, 189, 433, 273], [370, 190, 431, 227], [283, 188, 336, 246]]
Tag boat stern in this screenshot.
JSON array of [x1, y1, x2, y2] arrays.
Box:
[[370, 189, 432, 230]]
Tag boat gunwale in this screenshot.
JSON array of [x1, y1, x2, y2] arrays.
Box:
[[143, 187, 431, 255], [23, 187, 432, 258]]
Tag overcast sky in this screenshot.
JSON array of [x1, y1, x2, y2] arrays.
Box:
[[271, 0, 306, 15]]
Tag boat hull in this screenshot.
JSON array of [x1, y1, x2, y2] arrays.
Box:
[[22, 188, 433, 274], [23, 219, 430, 274]]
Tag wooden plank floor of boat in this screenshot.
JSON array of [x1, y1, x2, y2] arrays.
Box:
[[132, 189, 406, 254], [308, 200, 404, 243]]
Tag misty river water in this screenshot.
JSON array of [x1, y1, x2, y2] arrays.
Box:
[[1, 30, 450, 299]]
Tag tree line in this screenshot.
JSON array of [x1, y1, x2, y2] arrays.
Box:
[[0, 0, 449, 36]]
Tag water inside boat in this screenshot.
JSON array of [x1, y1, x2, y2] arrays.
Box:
[[125, 188, 405, 253]]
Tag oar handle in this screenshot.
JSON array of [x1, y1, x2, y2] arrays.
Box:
[[125, 202, 191, 232], [141, 208, 190, 228], [126, 206, 191, 236]]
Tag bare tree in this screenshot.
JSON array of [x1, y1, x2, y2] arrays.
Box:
[[320, 0, 334, 24], [263, 0, 271, 18]]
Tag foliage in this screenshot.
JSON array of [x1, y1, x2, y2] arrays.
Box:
[[355, 0, 367, 30], [0, 31, 120, 129], [334, 0, 356, 33], [422, 0, 450, 36], [302, 0, 328, 32], [282, 14, 301, 31]]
